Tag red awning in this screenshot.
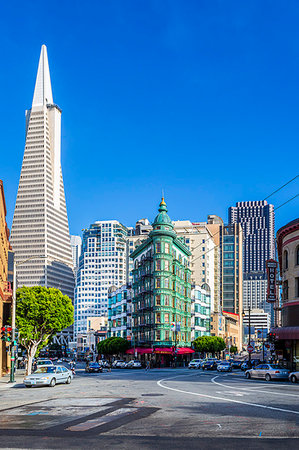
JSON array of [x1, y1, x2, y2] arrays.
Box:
[[176, 347, 195, 355], [272, 327, 299, 340], [126, 347, 153, 355]]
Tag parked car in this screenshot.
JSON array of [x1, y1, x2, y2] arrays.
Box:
[[202, 360, 218, 370], [289, 371, 299, 383], [112, 360, 126, 368], [245, 364, 290, 381], [24, 365, 73, 388], [231, 360, 242, 369], [36, 359, 54, 367], [126, 360, 142, 369], [241, 361, 251, 371], [217, 362, 232, 372], [188, 359, 203, 369], [85, 362, 103, 373], [98, 360, 111, 368]]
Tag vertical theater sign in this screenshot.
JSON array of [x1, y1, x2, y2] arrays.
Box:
[[266, 259, 278, 303]]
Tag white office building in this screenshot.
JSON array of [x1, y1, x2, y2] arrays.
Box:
[[74, 221, 128, 336], [71, 235, 82, 273], [11, 45, 74, 301]]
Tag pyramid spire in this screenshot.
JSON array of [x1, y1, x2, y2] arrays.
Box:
[[32, 45, 53, 107]]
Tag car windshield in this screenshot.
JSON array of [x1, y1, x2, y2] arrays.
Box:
[[191, 360, 200, 363], [269, 365, 284, 369], [37, 361, 52, 365], [90, 363, 99, 366], [34, 367, 56, 374]]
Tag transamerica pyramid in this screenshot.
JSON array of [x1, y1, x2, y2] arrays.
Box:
[[11, 45, 75, 305]]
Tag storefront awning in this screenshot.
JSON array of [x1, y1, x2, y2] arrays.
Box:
[[272, 327, 299, 340], [126, 347, 153, 355], [176, 347, 195, 355]]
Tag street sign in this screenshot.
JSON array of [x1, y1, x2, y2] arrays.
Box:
[[126, 335, 131, 341], [247, 344, 254, 353]]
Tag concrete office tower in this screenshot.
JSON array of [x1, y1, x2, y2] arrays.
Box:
[[229, 201, 275, 314], [11, 45, 74, 300], [173, 216, 223, 314], [70, 235, 82, 274], [74, 221, 128, 337]]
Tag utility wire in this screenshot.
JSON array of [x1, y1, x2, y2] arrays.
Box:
[[273, 193, 299, 211], [263, 175, 298, 201]]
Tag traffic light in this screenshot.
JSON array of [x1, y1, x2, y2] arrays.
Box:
[[6, 326, 12, 342], [1, 327, 6, 341], [267, 332, 276, 343]]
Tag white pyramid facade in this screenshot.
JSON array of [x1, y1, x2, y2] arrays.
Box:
[[11, 45, 74, 300]]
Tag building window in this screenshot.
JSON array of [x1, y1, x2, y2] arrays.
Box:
[[156, 242, 161, 253], [296, 246, 299, 266], [156, 278, 161, 288], [164, 278, 169, 288], [165, 313, 169, 322], [155, 260, 161, 271], [156, 295, 161, 305], [164, 260, 170, 271], [283, 280, 288, 300], [165, 330, 169, 340], [164, 295, 169, 306], [156, 313, 161, 323], [296, 278, 299, 298], [284, 250, 288, 270], [165, 242, 170, 254], [156, 330, 161, 340]]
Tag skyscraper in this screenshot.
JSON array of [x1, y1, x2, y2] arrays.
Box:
[[74, 220, 128, 337], [11, 45, 74, 301], [70, 235, 82, 274], [229, 201, 275, 314]]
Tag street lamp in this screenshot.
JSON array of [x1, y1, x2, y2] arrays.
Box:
[[242, 305, 252, 368]]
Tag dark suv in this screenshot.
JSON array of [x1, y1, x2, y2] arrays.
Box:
[[85, 362, 103, 373], [202, 360, 218, 370]]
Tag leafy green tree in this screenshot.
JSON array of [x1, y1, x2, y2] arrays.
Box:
[[192, 336, 226, 355], [16, 286, 74, 375], [230, 345, 238, 354], [97, 337, 130, 356]]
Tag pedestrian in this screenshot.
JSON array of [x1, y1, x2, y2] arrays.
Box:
[[145, 360, 150, 372]]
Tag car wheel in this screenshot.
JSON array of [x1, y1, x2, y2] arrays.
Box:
[[49, 378, 56, 387], [66, 376, 71, 384], [246, 372, 251, 379], [25, 385, 32, 388], [291, 375, 297, 383], [265, 374, 271, 382]]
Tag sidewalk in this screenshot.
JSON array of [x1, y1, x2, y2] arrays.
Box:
[[0, 369, 25, 389]]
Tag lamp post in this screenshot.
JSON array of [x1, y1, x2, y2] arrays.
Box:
[[243, 305, 252, 368]]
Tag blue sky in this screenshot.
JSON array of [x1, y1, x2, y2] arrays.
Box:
[[0, 0, 298, 235]]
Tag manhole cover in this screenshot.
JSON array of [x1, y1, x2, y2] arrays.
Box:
[[141, 393, 164, 397]]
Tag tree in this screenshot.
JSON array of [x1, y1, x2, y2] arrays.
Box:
[[230, 345, 238, 354], [16, 286, 74, 375], [192, 336, 226, 355], [97, 337, 130, 356]]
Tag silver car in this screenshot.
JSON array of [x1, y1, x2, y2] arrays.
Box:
[[126, 360, 142, 369], [289, 371, 299, 383], [188, 359, 203, 369], [245, 364, 289, 381], [24, 365, 73, 388]]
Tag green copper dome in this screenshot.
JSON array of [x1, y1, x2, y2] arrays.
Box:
[[152, 198, 174, 230]]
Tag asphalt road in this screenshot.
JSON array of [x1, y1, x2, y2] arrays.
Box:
[[0, 364, 298, 449]]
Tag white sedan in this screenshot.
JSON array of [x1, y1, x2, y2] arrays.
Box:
[[24, 365, 73, 388]]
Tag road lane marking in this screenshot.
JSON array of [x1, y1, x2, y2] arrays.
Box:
[[211, 375, 299, 398], [66, 408, 137, 431], [157, 375, 299, 416]]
